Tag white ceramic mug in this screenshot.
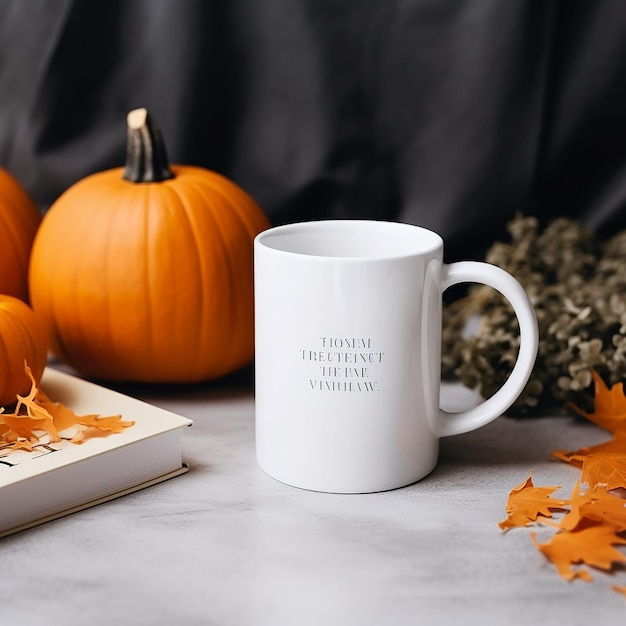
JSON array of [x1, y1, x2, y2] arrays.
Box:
[[254, 220, 538, 493]]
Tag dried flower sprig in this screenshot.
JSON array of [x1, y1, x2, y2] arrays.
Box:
[[442, 215, 626, 414]]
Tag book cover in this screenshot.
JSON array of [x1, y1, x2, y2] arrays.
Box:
[[0, 367, 192, 537]]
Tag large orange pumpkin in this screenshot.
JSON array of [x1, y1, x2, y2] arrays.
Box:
[[0, 295, 48, 406], [29, 108, 270, 383], [0, 168, 41, 301]]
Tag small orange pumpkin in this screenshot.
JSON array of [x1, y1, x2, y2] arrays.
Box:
[[0, 168, 41, 301], [29, 108, 270, 383], [0, 294, 48, 406]]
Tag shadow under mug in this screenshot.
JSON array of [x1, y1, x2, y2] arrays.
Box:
[[254, 220, 539, 493]]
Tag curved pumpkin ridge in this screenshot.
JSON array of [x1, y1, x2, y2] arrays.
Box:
[[192, 174, 267, 367], [142, 183, 159, 377], [178, 174, 251, 374], [29, 192, 76, 367], [0, 168, 41, 300], [0, 325, 12, 403], [0, 188, 38, 300], [198, 183, 258, 369], [196, 169, 270, 241], [163, 181, 214, 379], [1, 329, 26, 401], [107, 178, 163, 380], [165, 176, 239, 378], [24, 317, 47, 381], [51, 192, 88, 372], [193, 172, 270, 367], [0, 208, 22, 296], [11, 303, 47, 381], [32, 251, 69, 371], [68, 200, 100, 374], [73, 175, 138, 380], [0, 300, 47, 403], [177, 176, 230, 375], [197, 181, 249, 375], [99, 180, 138, 379], [12, 305, 46, 381], [144, 182, 203, 381]]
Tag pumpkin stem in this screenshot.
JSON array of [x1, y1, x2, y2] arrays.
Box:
[[122, 108, 175, 183]]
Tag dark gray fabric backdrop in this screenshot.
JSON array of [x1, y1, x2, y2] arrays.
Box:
[[1, 0, 626, 261]]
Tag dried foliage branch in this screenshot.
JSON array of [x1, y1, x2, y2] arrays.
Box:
[[442, 214, 626, 414]]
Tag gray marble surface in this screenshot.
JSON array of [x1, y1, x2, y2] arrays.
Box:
[[2, 366, 625, 625]]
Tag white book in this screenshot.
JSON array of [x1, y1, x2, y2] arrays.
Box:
[[0, 367, 192, 538]]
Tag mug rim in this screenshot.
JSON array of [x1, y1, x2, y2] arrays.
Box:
[[254, 219, 443, 260]]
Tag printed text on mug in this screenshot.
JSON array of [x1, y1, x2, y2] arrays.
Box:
[[299, 337, 384, 392]]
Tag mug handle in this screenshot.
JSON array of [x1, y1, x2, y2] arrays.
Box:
[[438, 261, 539, 437]]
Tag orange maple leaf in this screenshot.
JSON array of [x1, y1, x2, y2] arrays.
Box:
[[554, 434, 626, 491], [503, 370, 626, 593], [0, 365, 134, 449], [579, 454, 626, 492], [558, 483, 626, 533], [33, 387, 133, 443], [0, 439, 33, 452], [570, 370, 626, 434], [499, 473, 568, 530], [531, 524, 626, 582]]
